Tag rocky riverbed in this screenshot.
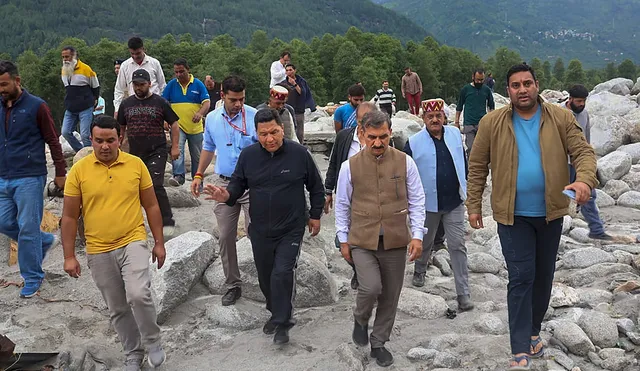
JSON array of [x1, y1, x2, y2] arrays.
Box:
[[1, 78, 640, 370]]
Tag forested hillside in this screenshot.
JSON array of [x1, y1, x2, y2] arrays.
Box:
[[0, 0, 428, 57], [373, 0, 640, 67]]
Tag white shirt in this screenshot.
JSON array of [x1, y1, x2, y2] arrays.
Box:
[[348, 129, 362, 158], [270, 60, 286, 88], [113, 54, 167, 112], [335, 153, 426, 244]]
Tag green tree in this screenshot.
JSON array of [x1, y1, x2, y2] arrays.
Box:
[[553, 58, 565, 82], [248, 30, 269, 57], [331, 40, 362, 101], [564, 59, 586, 89], [618, 59, 637, 80], [529, 58, 546, 90], [604, 62, 617, 80], [486, 47, 522, 93], [542, 61, 552, 85]]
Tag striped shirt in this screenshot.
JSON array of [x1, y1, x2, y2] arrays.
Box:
[[374, 88, 396, 105], [61, 59, 100, 112]]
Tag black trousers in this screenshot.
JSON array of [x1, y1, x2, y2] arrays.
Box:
[[498, 216, 562, 354], [139, 147, 175, 226], [250, 226, 304, 328], [380, 104, 393, 118], [434, 220, 445, 246]]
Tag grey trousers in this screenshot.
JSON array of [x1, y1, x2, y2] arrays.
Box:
[[414, 204, 470, 296], [87, 240, 161, 359], [352, 238, 407, 348], [295, 113, 305, 144], [461, 124, 479, 157], [212, 176, 250, 289]]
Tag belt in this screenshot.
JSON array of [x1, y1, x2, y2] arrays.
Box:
[[219, 175, 232, 181]]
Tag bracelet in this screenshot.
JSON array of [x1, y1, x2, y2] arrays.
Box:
[[64, 256, 75, 260], [195, 172, 203, 177], [193, 175, 203, 180]]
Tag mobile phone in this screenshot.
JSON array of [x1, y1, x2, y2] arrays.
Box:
[[562, 189, 577, 200]]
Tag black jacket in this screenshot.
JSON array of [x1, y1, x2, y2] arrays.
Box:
[[226, 139, 325, 238]]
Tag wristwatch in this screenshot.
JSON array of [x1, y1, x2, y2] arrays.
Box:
[[325, 190, 333, 196]]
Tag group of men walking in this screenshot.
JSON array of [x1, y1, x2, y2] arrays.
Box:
[[1, 36, 607, 371]]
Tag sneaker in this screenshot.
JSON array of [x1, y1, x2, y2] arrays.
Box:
[[167, 175, 185, 187], [350, 272, 359, 290], [20, 280, 42, 298], [352, 318, 369, 346], [412, 272, 425, 287], [273, 327, 290, 345], [370, 347, 394, 367], [589, 233, 614, 241], [457, 295, 475, 312], [221, 287, 242, 306], [147, 344, 166, 368], [263, 320, 277, 335]]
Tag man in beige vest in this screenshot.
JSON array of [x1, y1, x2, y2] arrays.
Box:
[[335, 110, 425, 367]]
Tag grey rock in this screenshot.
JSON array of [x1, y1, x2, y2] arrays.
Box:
[[550, 283, 581, 308], [166, 187, 201, 208], [204, 237, 337, 307], [406, 347, 438, 361], [621, 172, 640, 192], [627, 332, 640, 345], [473, 313, 507, 335], [562, 247, 617, 269], [632, 77, 640, 95], [562, 215, 573, 235], [428, 333, 461, 351], [604, 180, 632, 199], [602, 244, 640, 255], [391, 118, 423, 149], [569, 228, 591, 244], [546, 348, 575, 370], [571, 218, 589, 230], [612, 250, 634, 265], [553, 307, 585, 322], [597, 151, 633, 185], [545, 360, 566, 371], [588, 351, 603, 367], [467, 252, 502, 274], [205, 300, 271, 330], [547, 320, 595, 356], [599, 348, 631, 371], [433, 254, 452, 276], [398, 288, 448, 319], [577, 288, 614, 308], [617, 190, 640, 209], [471, 217, 498, 245], [589, 115, 635, 156], [595, 189, 616, 208], [577, 310, 619, 348], [616, 337, 635, 352], [432, 351, 460, 369], [151, 231, 217, 323], [335, 343, 365, 371], [617, 143, 640, 164], [592, 78, 634, 96], [563, 263, 635, 287], [616, 318, 635, 335]]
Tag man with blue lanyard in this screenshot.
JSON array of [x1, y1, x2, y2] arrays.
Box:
[[333, 84, 365, 133], [191, 76, 257, 307], [162, 58, 210, 186], [404, 99, 473, 312]]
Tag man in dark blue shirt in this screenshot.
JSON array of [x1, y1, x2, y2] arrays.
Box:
[[404, 99, 473, 312]]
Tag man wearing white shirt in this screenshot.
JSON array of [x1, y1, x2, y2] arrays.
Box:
[[335, 110, 425, 368], [113, 37, 166, 117], [269, 51, 290, 88]]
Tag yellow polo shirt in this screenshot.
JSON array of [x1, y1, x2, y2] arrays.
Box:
[[64, 151, 153, 254]]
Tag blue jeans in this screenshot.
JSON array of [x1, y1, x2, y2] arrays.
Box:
[[569, 165, 605, 236], [0, 175, 54, 285], [498, 217, 563, 354], [62, 107, 94, 152], [172, 129, 203, 179]]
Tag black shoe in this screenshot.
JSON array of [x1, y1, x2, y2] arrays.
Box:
[[412, 272, 425, 287], [370, 347, 394, 367], [263, 320, 277, 335], [273, 327, 289, 345], [221, 287, 241, 306], [589, 233, 614, 241], [352, 319, 369, 346], [457, 295, 475, 312], [351, 272, 359, 290]]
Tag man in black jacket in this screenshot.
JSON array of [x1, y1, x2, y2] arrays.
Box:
[[324, 102, 377, 289], [204, 108, 325, 345]]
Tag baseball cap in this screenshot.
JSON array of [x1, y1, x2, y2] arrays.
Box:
[[131, 69, 150, 83]]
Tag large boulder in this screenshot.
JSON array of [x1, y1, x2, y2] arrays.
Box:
[[603, 179, 631, 199], [550, 283, 580, 308], [150, 231, 217, 323], [562, 247, 617, 269], [594, 189, 615, 208], [467, 252, 502, 274], [617, 190, 640, 209], [205, 300, 270, 330], [586, 91, 637, 117], [593, 78, 634, 96], [59, 132, 82, 158], [546, 320, 595, 356], [577, 311, 619, 348], [203, 237, 337, 307], [632, 77, 640, 95], [394, 110, 422, 124], [166, 187, 200, 208], [397, 288, 448, 319], [391, 117, 423, 149], [541, 89, 568, 102], [589, 115, 634, 156], [621, 172, 640, 191], [622, 108, 640, 143], [617, 143, 640, 164], [597, 151, 632, 184], [72, 147, 94, 165]]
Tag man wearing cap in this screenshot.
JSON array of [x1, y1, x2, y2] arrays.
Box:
[[257, 86, 299, 143], [404, 99, 474, 311], [191, 76, 257, 306], [335, 110, 425, 367], [117, 69, 180, 237], [162, 58, 211, 187]]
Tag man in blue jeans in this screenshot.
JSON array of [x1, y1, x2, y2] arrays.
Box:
[[0, 60, 67, 298], [563, 84, 612, 240], [60, 46, 100, 153]]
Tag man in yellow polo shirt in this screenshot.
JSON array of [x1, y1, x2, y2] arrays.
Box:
[[61, 115, 167, 371], [162, 58, 210, 186]]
